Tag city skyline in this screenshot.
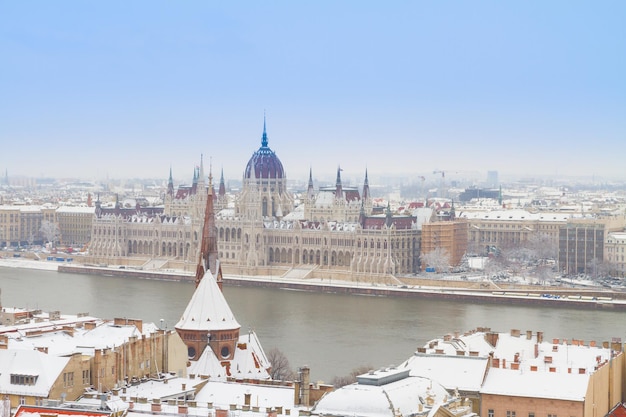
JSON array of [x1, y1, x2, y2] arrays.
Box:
[[1, 1, 624, 182]]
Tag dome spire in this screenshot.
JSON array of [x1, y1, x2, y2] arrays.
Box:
[[261, 112, 268, 148]]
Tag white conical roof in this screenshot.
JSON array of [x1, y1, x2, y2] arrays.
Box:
[[175, 269, 240, 332]]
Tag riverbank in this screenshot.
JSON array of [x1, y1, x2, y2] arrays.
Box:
[[3, 257, 625, 310], [57, 262, 626, 311]]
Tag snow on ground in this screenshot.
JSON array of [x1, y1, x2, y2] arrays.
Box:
[[0, 257, 59, 271]]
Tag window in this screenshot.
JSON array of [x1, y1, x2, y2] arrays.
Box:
[[529, 413, 535, 417], [488, 410, 494, 417], [63, 372, 74, 388], [507, 412, 516, 417], [10, 374, 39, 386]]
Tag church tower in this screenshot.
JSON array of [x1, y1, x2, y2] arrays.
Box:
[[175, 170, 240, 361]]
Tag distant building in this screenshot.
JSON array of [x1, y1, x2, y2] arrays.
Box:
[[458, 187, 500, 203], [486, 170, 498, 188], [459, 209, 570, 255], [0, 204, 92, 248], [606, 231, 626, 277], [56, 206, 95, 246], [558, 214, 626, 276], [421, 219, 468, 271]]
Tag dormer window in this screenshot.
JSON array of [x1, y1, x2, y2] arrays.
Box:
[[10, 374, 38, 385]]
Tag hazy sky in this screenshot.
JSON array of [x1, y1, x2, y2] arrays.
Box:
[[1, 1, 624, 184]]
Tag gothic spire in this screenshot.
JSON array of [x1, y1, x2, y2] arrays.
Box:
[[335, 165, 343, 200], [261, 113, 269, 148], [167, 166, 174, 197], [198, 154, 206, 185], [307, 167, 315, 200], [195, 160, 221, 290], [362, 168, 370, 201], [385, 201, 393, 228], [219, 167, 226, 197]]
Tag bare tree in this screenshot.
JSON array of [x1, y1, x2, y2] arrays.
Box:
[[588, 258, 611, 281], [330, 365, 373, 388], [420, 248, 450, 273], [526, 233, 557, 262], [40, 220, 60, 247], [266, 348, 295, 381]]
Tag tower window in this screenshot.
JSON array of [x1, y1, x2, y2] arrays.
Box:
[[221, 346, 231, 359]]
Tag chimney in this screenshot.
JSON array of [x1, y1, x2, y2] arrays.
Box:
[[510, 329, 521, 337], [485, 332, 499, 347], [301, 366, 310, 406], [526, 330, 532, 340]]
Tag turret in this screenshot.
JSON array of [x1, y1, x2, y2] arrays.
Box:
[[167, 167, 174, 197], [307, 168, 315, 201], [335, 166, 343, 201]]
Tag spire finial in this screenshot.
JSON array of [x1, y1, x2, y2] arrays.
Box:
[[208, 156, 213, 192], [261, 111, 268, 148]]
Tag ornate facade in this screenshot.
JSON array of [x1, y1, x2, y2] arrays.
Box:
[[89, 162, 209, 262], [89, 121, 422, 277], [216, 121, 421, 277]]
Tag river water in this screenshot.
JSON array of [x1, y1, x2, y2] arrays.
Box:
[[1, 266, 625, 383]]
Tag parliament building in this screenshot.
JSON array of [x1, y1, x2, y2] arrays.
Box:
[[90, 122, 422, 280]]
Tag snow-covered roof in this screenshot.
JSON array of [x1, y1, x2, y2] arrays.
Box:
[[14, 405, 112, 417], [175, 270, 240, 332], [459, 209, 570, 222], [480, 367, 588, 400], [312, 372, 450, 417], [120, 376, 201, 401], [416, 328, 615, 401], [56, 206, 96, 214], [0, 349, 69, 397], [402, 354, 488, 392], [2, 313, 158, 358], [195, 380, 295, 410]]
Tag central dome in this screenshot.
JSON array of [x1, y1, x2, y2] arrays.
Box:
[[244, 121, 285, 180]]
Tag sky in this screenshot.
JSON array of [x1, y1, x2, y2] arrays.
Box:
[[1, 1, 625, 185]]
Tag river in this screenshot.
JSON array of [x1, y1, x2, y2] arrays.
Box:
[[1, 266, 625, 383]]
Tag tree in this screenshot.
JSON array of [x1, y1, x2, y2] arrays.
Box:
[[330, 365, 373, 388], [420, 247, 450, 273], [40, 220, 60, 247], [588, 258, 611, 280], [266, 348, 295, 381]]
